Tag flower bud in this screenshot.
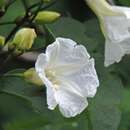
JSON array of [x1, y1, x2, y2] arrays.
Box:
[[0, 35, 5, 48], [12, 28, 37, 51], [35, 11, 61, 24], [24, 68, 43, 86]]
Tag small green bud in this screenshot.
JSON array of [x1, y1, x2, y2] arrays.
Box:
[[35, 11, 61, 24], [12, 28, 37, 51], [24, 68, 43, 86], [0, 35, 5, 48]]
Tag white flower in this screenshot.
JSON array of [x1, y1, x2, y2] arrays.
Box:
[[85, 0, 130, 66], [35, 37, 99, 118]]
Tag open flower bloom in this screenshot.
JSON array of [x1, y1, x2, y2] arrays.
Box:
[[35, 37, 99, 117], [85, 0, 130, 66]]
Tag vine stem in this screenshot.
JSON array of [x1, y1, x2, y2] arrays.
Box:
[[27, 2, 41, 10], [3, 73, 23, 77], [29, 0, 43, 22], [0, 0, 16, 18], [5, 24, 21, 43], [0, 21, 15, 25]]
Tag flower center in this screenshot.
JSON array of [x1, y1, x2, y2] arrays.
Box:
[[45, 69, 60, 90]]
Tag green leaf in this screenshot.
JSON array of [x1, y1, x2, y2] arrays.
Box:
[[87, 53, 123, 130], [115, 56, 130, 86], [0, 70, 90, 130], [84, 18, 105, 54], [118, 88, 130, 130], [47, 17, 87, 42], [4, 113, 88, 130], [121, 88, 130, 112], [4, 114, 49, 130], [47, 17, 93, 47], [0, 76, 45, 113], [44, 24, 56, 44], [117, 0, 130, 6]]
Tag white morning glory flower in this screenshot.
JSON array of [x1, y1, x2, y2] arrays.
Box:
[[35, 37, 99, 118], [85, 0, 130, 66]]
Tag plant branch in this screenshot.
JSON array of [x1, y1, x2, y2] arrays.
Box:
[[5, 23, 22, 43], [2, 0, 16, 16], [29, 0, 43, 22], [3, 73, 23, 77], [0, 21, 15, 25]]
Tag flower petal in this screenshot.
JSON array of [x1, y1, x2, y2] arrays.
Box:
[[55, 87, 88, 118], [48, 41, 91, 77], [35, 53, 52, 87], [105, 36, 130, 66], [104, 15, 130, 42], [35, 53, 57, 109], [46, 37, 90, 68], [104, 39, 124, 66], [113, 6, 130, 18], [47, 86, 57, 110], [51, 42, 99, 98], [46, 37, 76, 66], [35, 53, 48, 73], [59, 58, 99, 98], [37, 71, 57, 110], [102, 12, 130, 66]]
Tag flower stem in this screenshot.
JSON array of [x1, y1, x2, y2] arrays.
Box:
[[3, 73, 23, 77], [29, 0, 43, 22], [0, 21, 15, 26]]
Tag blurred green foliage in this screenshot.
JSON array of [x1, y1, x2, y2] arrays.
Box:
[[0, 0, 130, 130], [115, 0, 130, 6]]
